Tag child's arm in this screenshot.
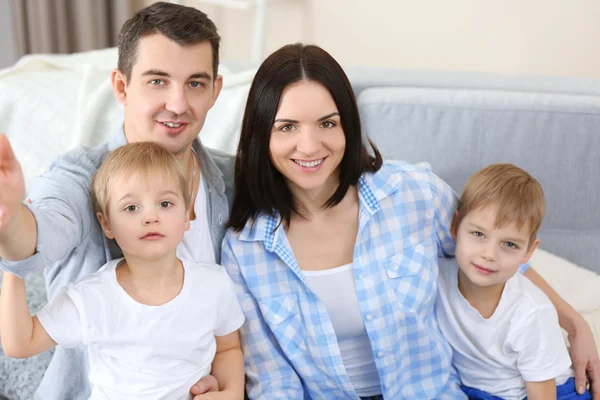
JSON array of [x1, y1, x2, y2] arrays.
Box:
[[194, 331, 244, 400], [0, 271, 56, 358], [526, 379, 557, 400]]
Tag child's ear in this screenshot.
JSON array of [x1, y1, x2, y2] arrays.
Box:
[[522, 238, 540, 264], [450, 210, 459, 241], [96, 212, 115, 239]]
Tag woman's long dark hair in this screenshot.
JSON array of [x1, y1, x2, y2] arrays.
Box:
[[227, 43, 382, 231]]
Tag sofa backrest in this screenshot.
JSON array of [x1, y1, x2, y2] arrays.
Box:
[[357, 86, 600, 273]]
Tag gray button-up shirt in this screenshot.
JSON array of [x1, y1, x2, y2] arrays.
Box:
[[1, 128, 234, 400]]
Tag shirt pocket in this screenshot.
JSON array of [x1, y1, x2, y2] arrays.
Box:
[[258, 295, 307, 358], [383, 243, 432, 312], [384, 243, 427, 278]]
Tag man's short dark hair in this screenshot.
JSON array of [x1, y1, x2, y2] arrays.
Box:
[[117, 1, 220, 82]]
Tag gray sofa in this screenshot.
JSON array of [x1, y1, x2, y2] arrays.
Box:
[[1, 66, 599, 399]]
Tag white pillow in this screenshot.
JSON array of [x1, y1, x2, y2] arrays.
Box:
[[530, 248, 600, 354], [530, 248, 600, 314]]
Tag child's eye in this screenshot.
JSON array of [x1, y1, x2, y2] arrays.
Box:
[[160, 201, 173, 208], [472, 231, 484, 238], [320, 120, 336, 129], [504, 241, 518, 249], [124, 205, 138, 212]]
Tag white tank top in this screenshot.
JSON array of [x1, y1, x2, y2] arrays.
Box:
[[303, 263, 381, 397]]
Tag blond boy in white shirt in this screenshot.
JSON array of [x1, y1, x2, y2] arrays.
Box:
[[435, 163, 591, 400], [0, 142, 245, 400]]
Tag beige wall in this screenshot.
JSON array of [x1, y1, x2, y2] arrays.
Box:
[[144, 0, 600, 78]]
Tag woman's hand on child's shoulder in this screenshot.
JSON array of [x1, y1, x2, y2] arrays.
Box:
[[568, 317, 600, 399]]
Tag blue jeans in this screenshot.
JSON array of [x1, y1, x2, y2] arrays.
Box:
[[461, 377, 592, 400]]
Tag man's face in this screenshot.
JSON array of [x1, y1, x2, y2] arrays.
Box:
[[113, 33, 222, 157]]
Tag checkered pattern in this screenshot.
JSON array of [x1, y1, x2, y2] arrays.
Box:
[[222, 161, 467, 400]]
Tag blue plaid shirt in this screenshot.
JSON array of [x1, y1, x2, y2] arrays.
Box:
[[222, 161, 467, 399]]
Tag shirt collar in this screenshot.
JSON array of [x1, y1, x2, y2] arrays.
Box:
[[238, 161, 403, 246]]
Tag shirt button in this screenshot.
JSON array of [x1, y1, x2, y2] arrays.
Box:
[[358, 273, 364, 280], [366, 314, 373, 321], [377, 351, 383, 358], [384, 383, 389, 389]]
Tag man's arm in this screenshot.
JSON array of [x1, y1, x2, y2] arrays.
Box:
[[526, 379, 557, 400], [0, 135, 37, 260], [0, 134, 95, 281], [193, 331, 244, 400], [524, 267, 600, 398], [0, 271, 56, 358]]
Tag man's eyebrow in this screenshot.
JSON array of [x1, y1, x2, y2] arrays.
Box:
[[140, 70, 212, 81], [141, 69, 169, 77], [189, 72, 212, 80]]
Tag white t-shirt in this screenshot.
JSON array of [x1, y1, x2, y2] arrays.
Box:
[[435, 258, 572, 400], [37, 258, 245, 400], [178, 174, 216, 264], [303, 263, 381, 397]]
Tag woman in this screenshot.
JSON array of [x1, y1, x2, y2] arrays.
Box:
[[222, 43, 599, 399]]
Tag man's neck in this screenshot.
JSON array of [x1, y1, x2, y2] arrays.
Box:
[[457, 269, 505, 319]]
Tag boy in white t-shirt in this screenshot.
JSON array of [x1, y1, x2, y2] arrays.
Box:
[[0, 142, 245, 400], [435, 163, 591, 400]]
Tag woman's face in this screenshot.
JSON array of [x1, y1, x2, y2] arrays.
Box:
[[269, 80, 346, 195]]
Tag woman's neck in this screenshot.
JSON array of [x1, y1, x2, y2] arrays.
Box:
[[288, 173, 341, 218]]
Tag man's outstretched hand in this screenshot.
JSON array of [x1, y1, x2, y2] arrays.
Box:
[[0, 134, 25, 233]]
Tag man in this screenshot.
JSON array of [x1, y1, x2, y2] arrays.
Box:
[[0, 2, 233, 399]]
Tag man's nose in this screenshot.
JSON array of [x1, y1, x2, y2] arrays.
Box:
[[165, 87, 190, 116]]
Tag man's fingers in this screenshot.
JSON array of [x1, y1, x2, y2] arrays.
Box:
[[190, 374, 219, 395]]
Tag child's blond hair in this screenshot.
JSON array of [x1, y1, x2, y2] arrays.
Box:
[[91, 142, 190, 217], [451, 163, 545, 247]]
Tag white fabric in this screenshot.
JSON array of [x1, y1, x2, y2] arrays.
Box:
[[0, 47, 255, 194], [177, 174, 215, 264], [37, 258, 244, 400], [435, 259, 573, 400], [303, 263, 381, 397], [529, 248, 600, 355]]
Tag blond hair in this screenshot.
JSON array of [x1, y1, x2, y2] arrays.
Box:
[[91, 142, 190, 217], [452, 163, 545, 247]]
